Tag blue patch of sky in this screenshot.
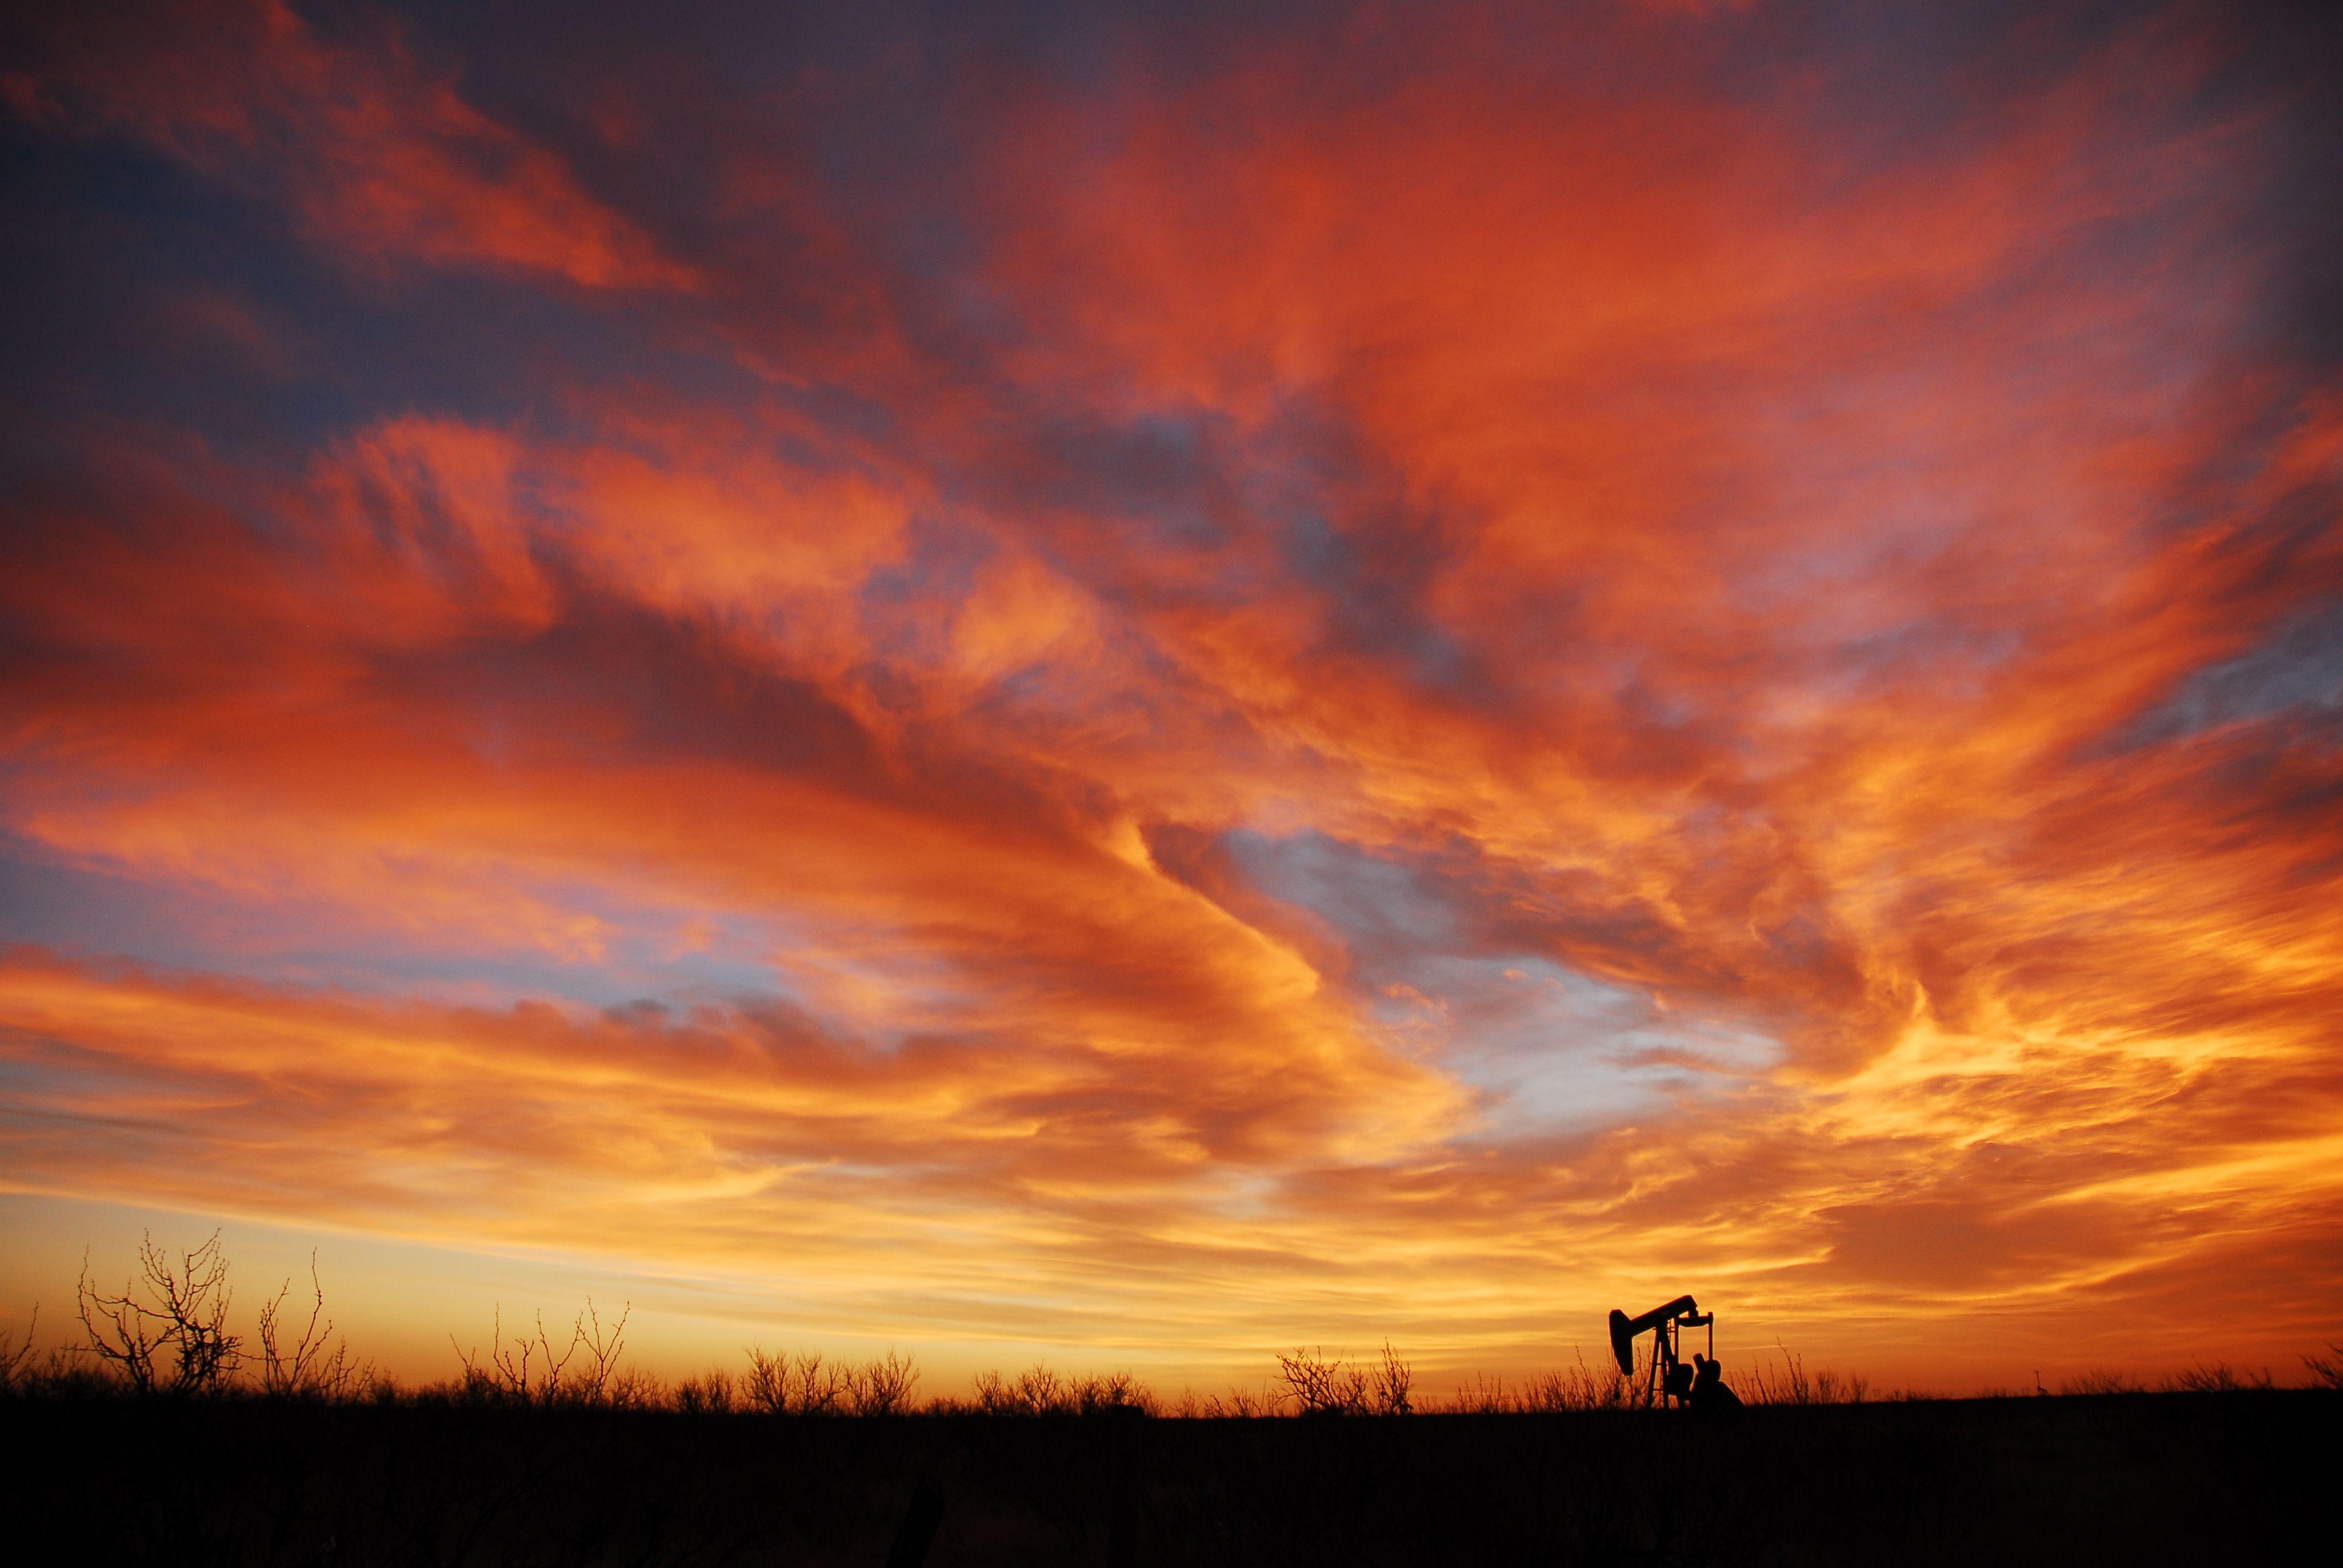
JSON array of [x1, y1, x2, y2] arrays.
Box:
[[988, 406, 1240, 561], [0, 832, 799, 1013], [1275, 506, 1479, 691], [2118, 597, 2343, 751], [0, 129, 788, 494], [1224, 829, 1779, 1137], [1393, 953, 1777, 1138], [977, 385, 1499, 713]]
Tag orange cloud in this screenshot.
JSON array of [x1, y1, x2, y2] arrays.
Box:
[[4, 0, 696, 289]]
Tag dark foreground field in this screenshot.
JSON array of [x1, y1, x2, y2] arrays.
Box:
[[6, 1391, 2333, 1566]]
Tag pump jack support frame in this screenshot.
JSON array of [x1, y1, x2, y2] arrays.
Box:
[[1607, 1296, 1715, 1408]]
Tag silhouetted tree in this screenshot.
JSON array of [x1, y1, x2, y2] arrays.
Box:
[[77, 1232, 240, 1394], [257, 1251, 361, 1397], [848, 1350, 919, 1416], [452, 1299, 631, 1405], [0, 1305, 39, 1393]]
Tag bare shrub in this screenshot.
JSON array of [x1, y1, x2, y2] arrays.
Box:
[[1509, 1350, 1630, 1413], [1371, 1341, 1413, 1415], [1446, 1372, 1512, 1415], [744, 1346, 790, 1412], [2304, 1344, 2343, 1391], [1265, 1341, 1406, 1416], [795, 1351, 845, 1414], [846, 1350, 919, 1416], [1749, 1345, 1809, 1406], [568, 1300, 629, 1401], [1276, 1347, 1371, 1416], [1513, 1372, 1566, 1413], [257, 1253, 362, 1399], [452, 1299, 631, 1406], [1816, 1368, 1869, 1403], [673, 1368, 735, 1414], [1015, 1364, 1072, 1415], [608, 1366, 666, 1410], [1571, 1347, 1633, 1410], [1196, 1386, 1272, 1417], [2164, 1362, 2273, 1393], [971, 1368, 1018, 1414], [1747, 1342, 1867, 1406], [1076, 1370, 1158, 1416], [971, 1364, 1158, 1415], [0, 1306, 39, 1394], [78, 1232, 241, 1396], [740, 1345, 844, 1414], [2059, 1368, 2141, 1396]]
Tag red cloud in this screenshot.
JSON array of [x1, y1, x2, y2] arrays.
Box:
[[5, 0, 696, 289]]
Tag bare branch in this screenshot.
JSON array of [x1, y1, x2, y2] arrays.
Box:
[[258, 1252, 355, 1398], [77, 1247, 160, 1395], [0, 1304, 40, 1393]]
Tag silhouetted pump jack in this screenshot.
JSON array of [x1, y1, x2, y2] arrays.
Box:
[[1608, 1295, 1717, 1409]]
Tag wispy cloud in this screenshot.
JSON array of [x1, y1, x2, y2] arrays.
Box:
[[5, 0, 698, 289]]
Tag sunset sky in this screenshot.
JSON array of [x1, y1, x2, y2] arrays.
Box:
[[3, 0, 2340, 1394]]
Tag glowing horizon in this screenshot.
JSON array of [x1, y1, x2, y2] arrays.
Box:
[[3, 0, 2340, 1395]]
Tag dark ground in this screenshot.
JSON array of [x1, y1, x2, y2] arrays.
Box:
[[5, 1391, 2335, 1566]]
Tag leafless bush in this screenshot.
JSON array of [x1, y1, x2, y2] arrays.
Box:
[[795, 1352, 845, 1414], [1205, 1387, 1271, 1418], [673, 1368, 735, 1414], [0, 1306, 39, 1394], [1512, 1357, 1623, 1412], [1265, 1343, 1414, 1416], [78, 1265, 160, 1395], [608, 1365, 666, 1410], [1015, 1364, 1071, 1414], [77, 1232, 241, 1396], [971, 1368, 1020, 1414], [967, 1364, 1161, 1416], [738, 1345, 903, 1415], [1815, 1368, 1868, 1403], [790, 1350, 840, 1414], [744, 1346, 791, 1412], [1748, 1345, 1809, 1405], [1276, 1347, 1373, 1415], [1565, 1347, 1633, 1410], [1511, 1372, 1567, 1413], [846, 1350, 919, 1416], [2163, 1362, 2272, 1393], [1081, 1370, 1160, 1415], [1447, 1371, 1511, 1415], [2059, 1368, 2141, 1396], [2304, 1344, 2343, 1390], [1371, 1341, 1413, 1414], [1747, 1343, 1867, 1406], [451, 1299, 631, 1406], [257, 1253, 363, 1399]]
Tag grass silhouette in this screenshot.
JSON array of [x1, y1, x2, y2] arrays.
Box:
[[1, 1237, 2335, 1564]]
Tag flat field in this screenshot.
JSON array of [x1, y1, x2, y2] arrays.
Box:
[[5, 1390, 2330, 1566]]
